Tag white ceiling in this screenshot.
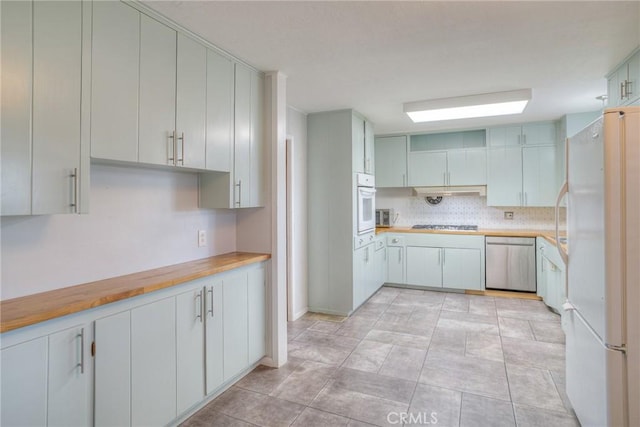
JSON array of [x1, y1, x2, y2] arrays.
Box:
[[143, 1, 640, 135]]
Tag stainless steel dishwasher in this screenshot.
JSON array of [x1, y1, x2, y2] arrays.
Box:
[[485, 236, 536, 292]]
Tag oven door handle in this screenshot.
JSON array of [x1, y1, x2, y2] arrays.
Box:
[[359, 188, 377, 196]]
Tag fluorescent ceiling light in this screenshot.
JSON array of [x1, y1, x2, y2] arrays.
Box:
[[404, 89, 532, 123]]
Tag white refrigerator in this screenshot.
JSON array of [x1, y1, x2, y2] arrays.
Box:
[[556, 107, 639, 427]]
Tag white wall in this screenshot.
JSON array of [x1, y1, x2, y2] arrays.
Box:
[[286, 106, 308, 320], [1, 164, 236, 300]]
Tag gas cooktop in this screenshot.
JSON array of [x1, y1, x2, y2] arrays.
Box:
[[412, 224, 479, 231]]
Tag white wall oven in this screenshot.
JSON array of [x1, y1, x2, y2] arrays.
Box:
[[356, 173, 376, 234]]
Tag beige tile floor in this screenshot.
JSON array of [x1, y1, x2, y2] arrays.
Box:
[[181, 286, 580, 427]]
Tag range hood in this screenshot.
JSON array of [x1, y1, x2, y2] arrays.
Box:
[[412, 185, 487, 197]]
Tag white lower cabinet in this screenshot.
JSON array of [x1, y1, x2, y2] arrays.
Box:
[[204, 281, 224, 394], [131, 298, 177, 427], [1, 325, 90, 427], [373, 242, 387, 292], [94, 311, 131, 427], [248, 266, 266, 364], [536, 238, 566, 312], [406, 246, 442, 287], [1, 337, 48, 427], [223, 272, 249, 381], [47, 326, 91, 427], [93, 263, 267, 425], [177, 286, 206, 415], [386, 233, 485, 291]]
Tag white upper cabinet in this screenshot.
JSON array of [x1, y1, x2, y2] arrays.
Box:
[[364, 120, 375, 174], [1, 0, 86, 216], [206, 50, 234, 172], [176, 34, 207, 169], [91, 1, 140, 162], [447, 148, 487, 186], [607, 48, 640, 107], [408, 151, 448, 186], [1, 0, 33, 215], [375, 136, 407, 187], [488, 122, 557, 147], [138, 15, 177, 166], [200, 64, 265, 208], [522, 145, 558, 206], [487, 147, 523, 206]]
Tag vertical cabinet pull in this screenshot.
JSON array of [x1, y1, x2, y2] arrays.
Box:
[[438, 249, 441, 265], [523, 134, 527, 145], [518, 192, 522, 206], [624, 80, 632, 98], [206, 287, 214, 317], [77, 328, 85, 374], [195, 291, 203, 322], [402, 174, 406, 187], [524, 192, 528, 206], [177, 132, 185, 165], [168, 131, 176, 164], [398, 249, 402, 263], [621, 82, 626, 100], [70, 168, 78, 213], [235, 180, 242, 207]]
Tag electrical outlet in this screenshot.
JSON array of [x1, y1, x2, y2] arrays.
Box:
[[504, 211, 514, 220], [198, 230, 207, 247]]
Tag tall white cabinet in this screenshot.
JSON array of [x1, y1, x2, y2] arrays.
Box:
[[1, 0, 88, 216], [307, 109, 381, 316]]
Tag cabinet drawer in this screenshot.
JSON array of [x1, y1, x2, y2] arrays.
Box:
[[386, 235, 404, 247], [355, 233, 376, 249]]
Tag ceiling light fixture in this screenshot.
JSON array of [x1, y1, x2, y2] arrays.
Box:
[[404, 89, 532, 123]]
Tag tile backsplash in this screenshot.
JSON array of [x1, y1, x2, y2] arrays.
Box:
[[377, 188, 566, 230]]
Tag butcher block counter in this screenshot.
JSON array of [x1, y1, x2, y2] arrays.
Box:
[[0, 251, 270, 333]]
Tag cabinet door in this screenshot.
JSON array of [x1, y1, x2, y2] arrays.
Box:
[[522, 122, 557, 146], [353, 246, 367, 308], [223, 272, 249, 381], [375, 136, 407, 187], [364, 120, 375, 174], [626, 51, 640, 103], [442, 248, 481, 290], [176, 287, 205, 415], [131, 298, 177, 427], [139, 15, 176, 166], [48, 325, 90, 427], [205, 281, 224, 394], [374, 247, 387, 290], [32, 1, 82, 214], [0, 338, 48, 427], [487, 126, 522, 147], [387, 246, 404, 284], [176, 34, 207, 169], [206, 50, 234, 172], [95, 311, 131, 427], [537, 243, 548, 301], [522, 145, 557, 207], [1, 0, 32, 215], [90, 1, 139, 162], [352, 115, 365, 173], [249, 70, 265, 207], [248, 266, 266, 364], [405, 246, 442, 287], [234, 64, 252, 207], [487, 147, 523, 206], [447, 148, 487, 186], [408, 151, 447, 186]]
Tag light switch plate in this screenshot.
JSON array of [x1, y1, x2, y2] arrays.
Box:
[[198, 230, 207, 247]]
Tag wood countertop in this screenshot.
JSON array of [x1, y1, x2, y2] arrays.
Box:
[[0, 252, 270, 333]]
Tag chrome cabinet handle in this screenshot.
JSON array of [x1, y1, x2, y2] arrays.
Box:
[[624, 80, 632, 98], [77, 328, 85, 374], [177, 132, 185, 165], [443, 172, 446, 185], [195, 290, 203, 322], [398, 249, 402, 263], [621, 82, 626, 100], [168, 131, 176, 164], [70, 168, 78, 213], [402, 174, 406, 186], [518, 134, 521, 145], [207, 287, 214, 317], [523, 134, 527, 144], [524, 192, 528, 206], [365, 247, 369, 263], [235, 180, 242, 207]]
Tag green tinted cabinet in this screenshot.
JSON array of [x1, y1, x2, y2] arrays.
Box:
[[204, 281, 224, 394], [375, 136, 408, 187], [223, 272, 249, 381], [1, 0, 85, 216], [522, 145, 558, 206], [176, 286, 205, 415], [447, 148, 487, 185], [248, 266, 266, 365], [406, 246, 442, 287], [607, 48, 640, 107], [408, 151, 448, 186], [487, 147, 523, 206]]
